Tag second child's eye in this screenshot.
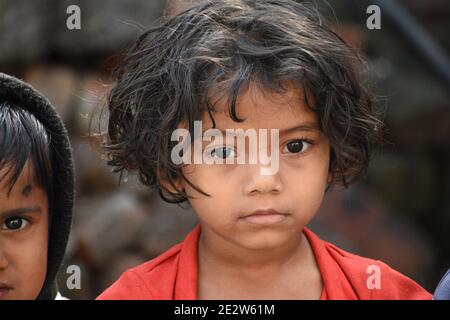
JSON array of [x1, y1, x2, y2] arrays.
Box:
[[282, 139, 313, 154], [210, 146, 236, 159], [2, 217, 30, 231]]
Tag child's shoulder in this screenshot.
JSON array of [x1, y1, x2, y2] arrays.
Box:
[[305, 228, 432, 299], [96, 225, 201, 300], [96, 242, 184, 300]]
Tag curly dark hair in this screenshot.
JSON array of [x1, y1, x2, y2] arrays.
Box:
[[104, 0, 383, 204]]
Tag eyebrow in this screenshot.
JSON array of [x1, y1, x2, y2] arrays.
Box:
[[278, 122, 319, 135], [0, 206, 42, 217], [202, 121, 319, 136]]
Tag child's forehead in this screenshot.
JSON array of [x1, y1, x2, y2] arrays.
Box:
[[0, 162, 40, 195], [201, 82, 318, 128]]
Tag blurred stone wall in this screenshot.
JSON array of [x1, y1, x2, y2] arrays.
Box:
[[0, 0, 166, 68], [1, 0, 200, 299]]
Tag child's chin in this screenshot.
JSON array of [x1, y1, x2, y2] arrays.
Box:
[[238, 232, 291, 250]]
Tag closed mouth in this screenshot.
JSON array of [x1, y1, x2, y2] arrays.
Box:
[[240, 209, 289, 224], [0, 283, 13, 298]]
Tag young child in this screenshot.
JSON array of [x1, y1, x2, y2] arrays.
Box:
[[97, 0, 432, 299], [0, 73, 74, 299]]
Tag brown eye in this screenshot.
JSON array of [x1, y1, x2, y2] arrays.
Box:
[[2, 217, 29, 231], [282, 139, 312, 154]]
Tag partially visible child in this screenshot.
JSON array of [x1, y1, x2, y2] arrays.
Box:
[[0, 73, 74, 300], [97, 0, 431, 299]]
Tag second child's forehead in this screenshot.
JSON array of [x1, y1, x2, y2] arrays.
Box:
[[201, 82, 318, 130], [0, 162, 39, 198]]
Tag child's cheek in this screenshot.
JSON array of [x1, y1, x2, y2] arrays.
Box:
[[19, 246, 47, 299], [12, 218, 48, 299]]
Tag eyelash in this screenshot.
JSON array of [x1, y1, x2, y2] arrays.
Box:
[[1, 216, 31, 231], [205, 137, 315, 159], [281, 138, 315, 155]]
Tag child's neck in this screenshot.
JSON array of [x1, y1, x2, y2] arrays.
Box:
[[198, 226, 310, 280], [197, 226, 323, 299]]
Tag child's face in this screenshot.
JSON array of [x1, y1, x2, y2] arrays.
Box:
[[179, 83, 331, 250], [0, 163, 48, 299]]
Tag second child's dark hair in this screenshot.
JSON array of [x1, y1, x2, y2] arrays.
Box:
[[0, 102, 53, 197], [105, 0, 383, 204]]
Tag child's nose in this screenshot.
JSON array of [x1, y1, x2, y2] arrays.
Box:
[[243, 164, 283, 196]]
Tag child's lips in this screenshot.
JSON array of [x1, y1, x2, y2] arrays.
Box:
[[240, 209, 288, 225], [0, 283, 13, 299]]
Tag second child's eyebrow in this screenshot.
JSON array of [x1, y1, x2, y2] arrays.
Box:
[[0, 206, 42, 217]]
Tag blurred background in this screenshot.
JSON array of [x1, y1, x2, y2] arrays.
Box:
[[0, 0, 448, 299]]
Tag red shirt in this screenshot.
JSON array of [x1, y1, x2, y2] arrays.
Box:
[[97, 224, 432, 300]]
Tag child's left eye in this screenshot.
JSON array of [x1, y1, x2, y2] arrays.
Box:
[[1, 217, 30, 231], [282, 139, 313, 154]]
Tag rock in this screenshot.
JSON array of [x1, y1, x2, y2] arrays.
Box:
[[137, 197, 199, 257], [23, 64, 79, 126], [75, 191, 148, 268], [52, 0, 165, 57], [0, 0, 49, 66]]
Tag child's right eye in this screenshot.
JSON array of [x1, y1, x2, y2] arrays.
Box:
[[1, 217, 30, 231], [209, 146, 236, 159]]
